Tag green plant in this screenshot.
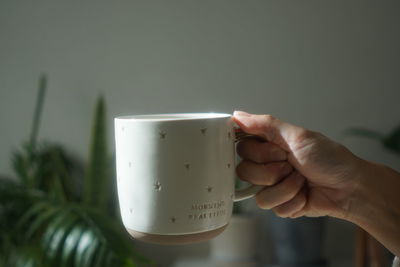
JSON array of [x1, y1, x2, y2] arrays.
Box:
[[344, 125, 400, 155], [0, 75, 152, 267]]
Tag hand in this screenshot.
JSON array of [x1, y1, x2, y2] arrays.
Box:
[[233, 111, 365, 220], [233, 111, 400, 256]]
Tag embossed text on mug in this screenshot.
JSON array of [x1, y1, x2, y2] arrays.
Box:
[[188, 200, 226, 220]]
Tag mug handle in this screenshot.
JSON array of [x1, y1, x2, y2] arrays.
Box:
[[233, 129, 265, 202]]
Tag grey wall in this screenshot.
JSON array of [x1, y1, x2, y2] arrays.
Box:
[[1, 0, 399, 265]]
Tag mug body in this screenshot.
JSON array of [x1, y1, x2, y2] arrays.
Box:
[[114, 113, 235, 244]]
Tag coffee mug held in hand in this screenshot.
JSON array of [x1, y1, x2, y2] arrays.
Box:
[[114, 113, 263, 244]]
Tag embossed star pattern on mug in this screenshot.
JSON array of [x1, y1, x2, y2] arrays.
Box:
[[114, 113, 262, 244], [154, 181, 162, 191], [159, 131, 166, 139]]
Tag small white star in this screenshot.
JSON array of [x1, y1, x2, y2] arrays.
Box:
[[159, 131, 166, 139], [154, 181, 162, 191]]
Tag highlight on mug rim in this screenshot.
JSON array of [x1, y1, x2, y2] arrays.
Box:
[[115, 113, 232, 121]]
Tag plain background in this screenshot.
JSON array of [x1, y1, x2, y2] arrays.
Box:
[[1, 1, 399, 265]]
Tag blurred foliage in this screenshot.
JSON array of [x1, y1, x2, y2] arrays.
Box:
[[344, 125, 400, 155], [0, 75, 153, 267]]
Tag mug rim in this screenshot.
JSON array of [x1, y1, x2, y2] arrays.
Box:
[[115, 113, 232, 121]]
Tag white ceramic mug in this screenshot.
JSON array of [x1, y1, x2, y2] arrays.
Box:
[[114, 113, 263, 244]]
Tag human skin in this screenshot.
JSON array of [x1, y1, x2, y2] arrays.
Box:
[[233, 111, 400, 256]]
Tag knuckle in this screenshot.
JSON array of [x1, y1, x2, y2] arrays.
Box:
[[261, 114, 275, 124], [259, 114, 277, 141], [292, 129, 325, 152], [295, 128, 316, 143]]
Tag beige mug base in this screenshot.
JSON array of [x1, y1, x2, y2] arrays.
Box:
[[126, 224, 227, 245]]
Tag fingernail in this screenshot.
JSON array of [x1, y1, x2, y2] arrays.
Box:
[[233, 110, 251, 117]]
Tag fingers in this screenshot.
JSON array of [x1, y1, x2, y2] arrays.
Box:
[[237, 160, 293, 185], [237, 139, 287, 163], [255, 171, 305, 210], [233, 111, 307, 151], [233, 111, 315, 219], [272, 186, 307, 218]]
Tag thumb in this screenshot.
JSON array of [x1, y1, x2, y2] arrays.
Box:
[[232, 111, 306, 151]]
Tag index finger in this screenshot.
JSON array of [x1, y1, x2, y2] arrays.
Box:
[[233, 111, 306, 152], [237, 139, 287, 163]]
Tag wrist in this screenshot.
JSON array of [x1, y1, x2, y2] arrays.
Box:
[[337, 158, 375, 223], [321, 155, 369, 221], [341, 160, 400, 256], [345, 161, 396, 224]]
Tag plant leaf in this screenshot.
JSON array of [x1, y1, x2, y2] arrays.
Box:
[[76, 231, 99, 267], [383, 125, 400, 155], [92, 243, 108, 267], [105, 252, 115, 267], [60, 224, 84, 267], [17, 202, 48, 225], [46, 212, 79, 262], [74, 229, 95, 267], [81, 234, 100, 267], [29, 74, 47, 157], [8, 243, 48, 267], [0, 178, 38, 204], [41, 208, 71, 250], [84, 95, 111, 210], [342, 128, 384, 141], [0, 86, 150, 266]]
